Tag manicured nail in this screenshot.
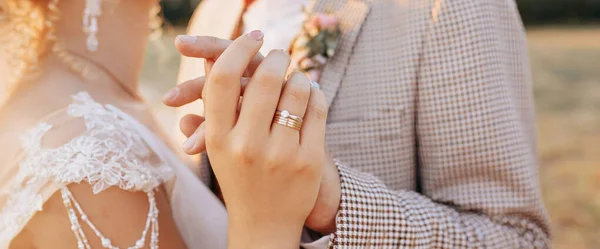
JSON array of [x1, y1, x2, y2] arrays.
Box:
[[176, 35, 197, 44], [247, 30, 264, 41], [311, 81, 320, 89], [183, 133, 198, 152], [162, 87, 180, 102]]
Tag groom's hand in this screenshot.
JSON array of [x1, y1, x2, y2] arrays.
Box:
[[175, 35, 265, 76], [163, 35, 265, 154], [164, 35, 341, 235], [163, 76, 253, 153]]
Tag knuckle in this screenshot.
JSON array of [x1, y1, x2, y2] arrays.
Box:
[[263, 154, 282, 170], [205, 36, 219, 49], [265, 149, 286, 165], [308, 105, 328, 120], [294, 157, 312, 169], [191, 36, 219, 57], [264, 147, 293, 169], [256, 69, 284, 88], [292, 156, 320, 175], [231, 140, 258, 164], [209, 69, 235, 86], [285, 86, 310, 103]]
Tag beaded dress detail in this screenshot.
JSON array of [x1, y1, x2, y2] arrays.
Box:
[[0, 92, 174, 248]]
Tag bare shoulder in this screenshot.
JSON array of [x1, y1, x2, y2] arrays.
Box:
[[0, 75, 80, 163], [0, 86, 186, 248], [13, 184, 186, 249]]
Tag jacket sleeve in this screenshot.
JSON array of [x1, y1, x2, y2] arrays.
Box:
[[327, 0, 550, 248]]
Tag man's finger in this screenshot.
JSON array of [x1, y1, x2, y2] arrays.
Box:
[[300, 86, 328, 148], [163, 77, 251, 107], [204, 59, 214, 76], [183, 122, 207, 155], [175, 35, 264, 74], [180, 114, 204, 137], [202, 31, 264, 136]]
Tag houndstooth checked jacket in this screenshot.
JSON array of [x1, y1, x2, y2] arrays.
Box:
[[178, 0, 551, 248]]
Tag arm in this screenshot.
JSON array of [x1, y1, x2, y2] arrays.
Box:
[[17, 184, 186, 249], [2, 103, 187, 249], [326, 0, 549, 248]]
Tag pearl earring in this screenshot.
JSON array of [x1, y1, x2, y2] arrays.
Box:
[[83, 0, 102, 51]]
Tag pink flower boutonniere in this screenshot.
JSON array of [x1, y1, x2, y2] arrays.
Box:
[[290, 11, 341, 81]]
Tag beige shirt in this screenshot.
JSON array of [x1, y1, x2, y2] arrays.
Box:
[[242, 0, 309, 55]]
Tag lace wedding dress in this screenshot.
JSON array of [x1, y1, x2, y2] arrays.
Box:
[[0, 92, 228, 249]]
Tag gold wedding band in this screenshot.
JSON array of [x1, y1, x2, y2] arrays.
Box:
[[273, 110, 303, 131]]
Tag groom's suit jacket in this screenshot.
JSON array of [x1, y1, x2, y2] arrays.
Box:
[[178, 0, 550, 248]]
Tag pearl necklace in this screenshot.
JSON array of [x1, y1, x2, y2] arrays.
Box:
[[61, 187, 160, 249]]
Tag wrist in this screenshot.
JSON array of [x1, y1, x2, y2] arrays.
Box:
[[228, 218, 304, 249], [304, 197, 339, 234]]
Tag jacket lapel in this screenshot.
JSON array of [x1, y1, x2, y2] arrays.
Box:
[[308, 0, 371, 107]]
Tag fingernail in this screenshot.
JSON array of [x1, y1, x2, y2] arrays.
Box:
[[183, 133, 198, 152], [177, 35, 197, 44], [310, 81, 320, 89], [162, 87, 180, 102], [247, 30, 264, 41]]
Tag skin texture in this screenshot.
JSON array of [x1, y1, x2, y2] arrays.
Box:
[[164, 34, 341, 234], [0, 0, 188, 248], [179, 32, 328, 248]]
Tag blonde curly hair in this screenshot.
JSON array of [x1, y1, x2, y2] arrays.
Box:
[[0, 0, 162, 106]]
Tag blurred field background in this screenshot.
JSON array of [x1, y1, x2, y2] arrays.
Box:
[[140, 1, 600, 248]]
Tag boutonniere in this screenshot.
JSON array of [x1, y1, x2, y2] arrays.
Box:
[[290, 11, 341, 81]]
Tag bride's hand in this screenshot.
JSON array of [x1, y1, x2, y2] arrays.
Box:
[[164, 34, 342, 235], [181, 31, 327, 248]]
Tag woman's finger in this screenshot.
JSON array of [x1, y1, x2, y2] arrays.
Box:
[[270, 72, 311, 143], [180, 114, 204, 137], [163, 77, 251, 107], [175, 35, 264, 75], [236, 49, 290, 134], [300, 85, 328, 147], [203, 31, 264, 137]]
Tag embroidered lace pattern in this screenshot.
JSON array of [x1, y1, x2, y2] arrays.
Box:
[[0, 92, 173, 247]]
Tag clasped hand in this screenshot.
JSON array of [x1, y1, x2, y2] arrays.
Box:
[[163, 31, 340, 240]]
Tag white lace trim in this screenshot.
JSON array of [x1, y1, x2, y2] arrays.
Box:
[[0, 92, 173, 245]]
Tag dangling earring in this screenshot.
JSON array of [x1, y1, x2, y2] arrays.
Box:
[[83, 0, 102, 51], [148, 3, 163, 41]]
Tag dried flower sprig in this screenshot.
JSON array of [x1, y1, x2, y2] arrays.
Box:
[[290, 11, 341, 81]]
